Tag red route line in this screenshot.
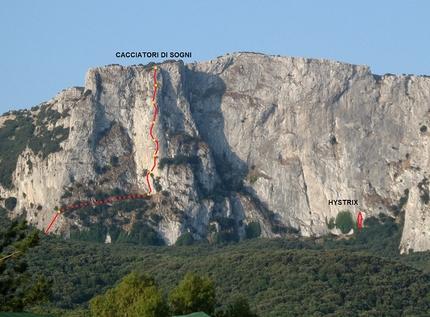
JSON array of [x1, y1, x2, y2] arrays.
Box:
[[45, 66, 160, 233]]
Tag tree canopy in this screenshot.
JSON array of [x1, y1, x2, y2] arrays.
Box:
[[16, 211, 430, 316], [90, 271, 168, 317], [214, 297, 258, 317], [169, 272, 216, 316], [0, 217, 52, 311]]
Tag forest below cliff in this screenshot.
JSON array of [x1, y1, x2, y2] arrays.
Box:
[[3, 207, 430, 317]]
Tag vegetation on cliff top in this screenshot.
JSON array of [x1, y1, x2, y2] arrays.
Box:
[[0, 106, 69, 188]]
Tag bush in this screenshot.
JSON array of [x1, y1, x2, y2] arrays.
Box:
[[84, 188, 93, 198], [336, 211, 355, 234], [288, 226, 300, 234], [249, 175, 258, 184], [213, 231, 239, 245], [94, 189, 109, 201], [245, 222, 261, 239], [154, 177, 162, 192], [26, 159, 33, 171], [175, 232, 195, 246], [93, 162, 108, 175], [420, 125, 427, 132], [150, 214, 163, 226], [330, 136, 338, 145], [5, 197, 17, 211], [327, 217, 335, 229], [116, 221, 165, 246], [109, 156, 119, 167], [61, 190, 73, 199], [158, 155, 198, 170]]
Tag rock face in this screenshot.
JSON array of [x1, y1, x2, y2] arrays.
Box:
[[1, 52, 430, 252]]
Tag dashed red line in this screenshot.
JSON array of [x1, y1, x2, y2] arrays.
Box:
[[45, 66, 160, 233]]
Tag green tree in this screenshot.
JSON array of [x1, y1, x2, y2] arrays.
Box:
[[5, 197, 17, 211], [90, 271, 168, 317], [110, 156, 119, 167], [227, 297, 258, 317], [0, 218, 52, 311], [327, 217, 335, 229], [175, 232, 194, 246], [335, 211, 355, 234], [215, 297, 258, 317], [245, 222, 261, 239], [169, 272, 216, 316]]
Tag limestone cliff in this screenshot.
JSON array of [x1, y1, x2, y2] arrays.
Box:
[[1, 53, 430, 253]]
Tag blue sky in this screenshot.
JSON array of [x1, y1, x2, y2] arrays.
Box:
[[1, 0, 429, 114]]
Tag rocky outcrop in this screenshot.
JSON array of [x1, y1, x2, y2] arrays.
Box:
[[1, 53, 430, 252]]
